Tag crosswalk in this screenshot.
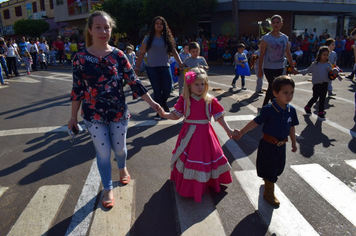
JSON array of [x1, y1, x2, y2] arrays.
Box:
[[1, 118, 355, 236], [1, 71, 356, 235], [1, 161, 355, 235]]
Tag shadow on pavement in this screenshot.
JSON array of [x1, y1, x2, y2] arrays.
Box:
[[297, 115, 336, 158], [130, 180, 179, 236]]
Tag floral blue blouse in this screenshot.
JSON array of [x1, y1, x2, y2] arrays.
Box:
[[70, 47, 148, 124]]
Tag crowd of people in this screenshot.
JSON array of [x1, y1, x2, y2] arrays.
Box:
[[0, 35, 85, 85]]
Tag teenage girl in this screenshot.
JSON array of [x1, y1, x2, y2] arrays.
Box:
[[258, 14, 297, 106], [298, 46, 332, 121], [68, 11, 160, 208], [135, 16, 183, 121], [158, 67, 237, 202]]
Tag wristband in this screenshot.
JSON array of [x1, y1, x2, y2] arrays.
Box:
[[71, 117, 77, 120]]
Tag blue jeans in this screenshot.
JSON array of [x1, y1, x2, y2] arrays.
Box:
[[146, 66, 172, 111], [0, 63, 4, 84], [84, 119, 128, 190], [0, 57, 9, 77]]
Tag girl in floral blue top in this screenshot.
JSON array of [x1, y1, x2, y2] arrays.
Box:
[[68, 11, 160, 209]]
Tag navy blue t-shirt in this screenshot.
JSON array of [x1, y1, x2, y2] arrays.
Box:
[[254, 99, 299, 139]]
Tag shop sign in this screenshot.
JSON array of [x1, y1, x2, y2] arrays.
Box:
[[34, 11, 47, 20], [3, 25, 14, 35]]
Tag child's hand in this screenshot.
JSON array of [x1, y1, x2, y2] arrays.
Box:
[[291, 142, 297, 152], [157, 107, 165, 117], [232, 129, 242, 140]]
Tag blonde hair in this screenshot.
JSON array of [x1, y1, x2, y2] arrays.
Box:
[[84, 11, 116, 48], [182, 67, 212, 111]]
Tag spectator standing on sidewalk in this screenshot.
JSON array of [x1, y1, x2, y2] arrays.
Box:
[[53, 36, 64, 65], [6, 38, 21, 76]]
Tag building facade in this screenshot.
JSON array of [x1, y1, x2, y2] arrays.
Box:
[[0, 0, 55, 37], [207, 0, 356, 40]]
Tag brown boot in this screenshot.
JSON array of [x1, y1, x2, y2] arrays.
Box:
[[263, 179, 280, 206]]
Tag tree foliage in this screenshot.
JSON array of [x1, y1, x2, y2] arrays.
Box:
[[98, 0, 218, 45], [101, 0, 145, 45], [142, 0, 218, 40], [13, 19, 50, 38]]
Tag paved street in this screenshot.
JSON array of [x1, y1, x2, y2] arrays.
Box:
[[0, 64, 355, 236]]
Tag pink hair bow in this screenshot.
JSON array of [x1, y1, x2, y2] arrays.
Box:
[[185, 71, 197, 85]]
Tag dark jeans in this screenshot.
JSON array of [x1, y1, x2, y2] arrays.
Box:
[[232, 74, 245, 87], [57, 50, 64, 64], [257, 138, 286, 183], [40, 62, 47, 69], [306, 82, 328, 113], [30, 53, 37, 71], [263, 68, 284, 106], [146, 66, 172, 111], [6, 57, 19, 75]]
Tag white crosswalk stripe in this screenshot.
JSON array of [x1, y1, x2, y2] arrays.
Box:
[[7, 185, 70, 236], [291, 163, 356, 227], [0, 186, 8, 198], [345, 159, 356, 170], [89, 180, 134, 236], [234, 170, 319, 236]]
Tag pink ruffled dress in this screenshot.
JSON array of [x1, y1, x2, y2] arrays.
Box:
[[170, 94, 233, 202]]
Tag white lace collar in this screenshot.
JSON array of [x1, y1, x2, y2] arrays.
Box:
[[191, 93, 202, 101]]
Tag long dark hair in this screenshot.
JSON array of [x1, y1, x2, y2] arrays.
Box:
[[146, 16, 175, 53]]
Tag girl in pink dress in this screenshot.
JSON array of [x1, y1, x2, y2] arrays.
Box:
[[158, 67, 236, 202]]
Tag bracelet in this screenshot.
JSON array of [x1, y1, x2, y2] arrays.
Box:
[[71, 117, 77, 120]]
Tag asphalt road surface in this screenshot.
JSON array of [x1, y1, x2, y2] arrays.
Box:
[[0, 64, 355, 236]]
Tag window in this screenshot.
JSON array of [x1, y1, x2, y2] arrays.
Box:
[[32, 2, 37, 13], [50, 0, 53, 9], [3, 9, 10, 19], [56, 0, 63, 5], [40, 0, 45, 11], [15, 6, 22, 17]]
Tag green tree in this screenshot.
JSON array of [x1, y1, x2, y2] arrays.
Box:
[[13, 19, 50, 38], [142, 0, 218, 42], [100, 0, 145, 45]]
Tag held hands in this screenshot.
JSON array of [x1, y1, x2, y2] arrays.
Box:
[[227, 129, 241, 140], [151, 102, 162, 114], [157, 106, 165, 117]]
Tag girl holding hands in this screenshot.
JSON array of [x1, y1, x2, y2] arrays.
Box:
[[68, 11, 160, 209], [158, 67, 237, 202]]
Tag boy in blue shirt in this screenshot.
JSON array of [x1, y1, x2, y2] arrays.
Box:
[[235, 76, 299, 206], [222, 50, 231, 65]]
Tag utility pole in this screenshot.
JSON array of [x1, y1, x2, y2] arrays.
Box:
[[232, 0, 239, 37]]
